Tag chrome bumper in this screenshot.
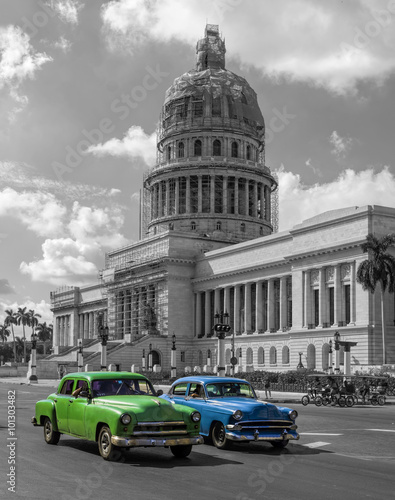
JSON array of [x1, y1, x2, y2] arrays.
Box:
[[31, 416, 38, 426], [225, 429, 299, 443], [111, 435, 204, 448]]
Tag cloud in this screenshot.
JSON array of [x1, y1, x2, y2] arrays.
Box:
[[0, 187, 67, 237], [49, 0, 84, 25], [52, 36, 72, 53], [0, 279, 15, 295], [101, 0, 395, 95], [0, 25, 52, 118], [277, 166, 395, 231], [20, 238, 99, 286], [0, 299, 53, 325], [87, 125, 156, 165], [329, 131, 353, 158]]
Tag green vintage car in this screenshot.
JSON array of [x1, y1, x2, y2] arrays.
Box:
[[31, 371, 203, 460]]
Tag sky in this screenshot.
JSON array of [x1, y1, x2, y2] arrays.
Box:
[[1, 0, 395, 330]]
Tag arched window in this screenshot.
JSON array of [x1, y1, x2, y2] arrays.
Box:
[[191, 221, 196, 230], [246, 347, 253, 365], [246, 144, 251, 160], [178, 142, 184, 158], [213, 139, 221, 156], [151, 350, 161, 367], [282, 346, 290, 365], [307, 344, 316, 370], [322, 343, 330, 370], [270, 346, 277, 364], [194, 139, 202, 156], [258, 347, 264, 365], [167, 145, 171, 160], [231, 141, 238, 158], [216, 221, 221, 230]]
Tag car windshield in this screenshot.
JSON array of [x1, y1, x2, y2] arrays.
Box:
[[205, 382, 256, 399], [91, 378, 156, 397]]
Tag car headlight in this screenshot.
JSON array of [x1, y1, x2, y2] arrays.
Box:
[[233, 410, 243, 421], [288, 410, 298, 420], [191, 411, 201, 422], [120, 413, 131, 425]]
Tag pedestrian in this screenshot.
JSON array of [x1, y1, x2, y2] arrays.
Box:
[[264, 378, 271, 399]]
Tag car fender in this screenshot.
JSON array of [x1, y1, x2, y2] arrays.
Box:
[[35, 399, 58, 430], [85, 403, 127, 441]]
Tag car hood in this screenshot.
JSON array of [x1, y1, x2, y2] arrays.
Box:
[[207, 398, 287, 419], [94, 395, 186, 422]]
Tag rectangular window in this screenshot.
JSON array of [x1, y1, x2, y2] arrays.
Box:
[[329, 287, 334, 325], [190, 176, 198, 213], [179, 177, 186, 214], [214, 175, 223, 213], [202, 175, 210, 213], [314, 289, 319, 326], [193, 100, 203, 117], [227, 177, 235, 214]]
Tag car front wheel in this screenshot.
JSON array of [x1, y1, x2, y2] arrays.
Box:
[[98, 425, 122, 461], [270, 440, 288, 449], [170, 444, 192, 458], [43, 417, 60, 445], [211, 422, 232, 450]]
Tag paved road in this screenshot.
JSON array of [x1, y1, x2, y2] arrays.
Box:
[[0, 383, 394, 500]]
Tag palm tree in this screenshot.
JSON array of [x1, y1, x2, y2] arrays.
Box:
[[14, 336, 25, 363], [29, 309, 41, 340], [16, 307, 30, 363], [356, 233, 395, 364], [35, 322, 53, 355], [4, 309, 17, 362], [0, 324, 10, 343]]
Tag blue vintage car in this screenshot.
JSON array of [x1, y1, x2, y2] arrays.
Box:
[[160, 376, 299, 449]]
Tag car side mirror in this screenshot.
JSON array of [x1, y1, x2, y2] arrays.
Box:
[[79, 390, 91, 398], [156, 389, 163, 396]]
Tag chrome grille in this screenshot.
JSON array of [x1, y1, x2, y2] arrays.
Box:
[[133, 420, 188, 436], [238, 420, 293, 429]]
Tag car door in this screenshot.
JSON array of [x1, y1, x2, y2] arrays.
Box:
[[68, 380, 89, 437], [54, 378, 74, 433]]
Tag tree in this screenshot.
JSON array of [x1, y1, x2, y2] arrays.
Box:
[[356, 233, 395, 364], [4, 309, 17, 362], [0, 324, 10, 343], [35, 322, 53, 355], [14, 336, 25, 362], [16, 307, 30, 363], [29, 309, 41, 338]]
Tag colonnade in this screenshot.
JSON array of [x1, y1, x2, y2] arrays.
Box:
[[53, 309, 105, 347]]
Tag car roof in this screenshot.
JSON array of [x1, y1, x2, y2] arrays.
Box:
[[172, 376, 249, 385], [62, 371, 149, 382]]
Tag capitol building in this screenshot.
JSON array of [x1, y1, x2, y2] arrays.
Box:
[[46, 25, 395, 376]]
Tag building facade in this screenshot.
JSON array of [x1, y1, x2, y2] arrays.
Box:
[[50, 26, 395, 374]]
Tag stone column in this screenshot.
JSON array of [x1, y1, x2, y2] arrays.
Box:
[[234, 178, 239, 215], [165, 179, 170, 216], [253, 181, 258, 217], [256, 281, 264, 332], [304, 270, 311, 328], [267, 278, 275, 332], [60, 316, 64, 346], [158, 181, 163, 217], [79, 313, 84, 337], [224, 286, 231, 319], [196, 292, 202, 337], [279, 276, 288, 331], [89, 312, 94, 338], [198, 175, 202, 213], [83, 313, 89, 339], [53, 316, 60, 347], [350, 262, 356, 324], [223, 176, 228, 214], [318, 268, 326, 327], [334, 264, 341, 326], [210, 175, 215, 213], [205, 290, 211, 337], [260, 184, 265, 219], [214, 288, 221, 316], [175, 177, 180, 214], [186, 177, 190, 214], [234, 285, 241, 334], [244, 283, 252, 333], [245, 179, 249, 215]]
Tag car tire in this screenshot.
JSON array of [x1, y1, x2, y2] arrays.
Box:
[[170, 444, 192, 458], [301, 395, 309, 406], [271, 440, 288, 449], [98, 425, 122, 461], [43, 417, 60, 445], [211, 422, 232, 450]]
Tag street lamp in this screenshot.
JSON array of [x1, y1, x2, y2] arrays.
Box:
[[77, 340, 84, 372], [328, 340, 333, 374], [297, 351, 304, 370], [148, 343, 153, 371], [142, 349, 146, 371], [213, 310, 230, 377], [171, 333, 177, 379], [334, 331, 341, 373], [29, 332, 38, 383], [98, 315, 109, 371]]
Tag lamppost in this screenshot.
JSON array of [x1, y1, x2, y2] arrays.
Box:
[[77, 340, 84, 372], [297, 351, 304, 370], [148, 343, 153, 371], [98, 319, 109, 371], [328, 340, 333, 374], [29, 332, 38, 383], [171, 333, 177, 379], [214, 311, 230, 377], [142, 349, 146, 371], [334, 331, 341, 373]]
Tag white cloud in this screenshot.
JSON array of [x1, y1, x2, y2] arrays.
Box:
[[329, 131, 353, 158], [0, 299, 53, 325], [277, 166, 395, 231], [20, 238, 99, 286], [101, 0, 395, 94], [0, 188, 67, 237], [0, 25, 52, 117], [87, 125, 156, 165], [49, 0, 84, 25], [52, 36, 72, 53]]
